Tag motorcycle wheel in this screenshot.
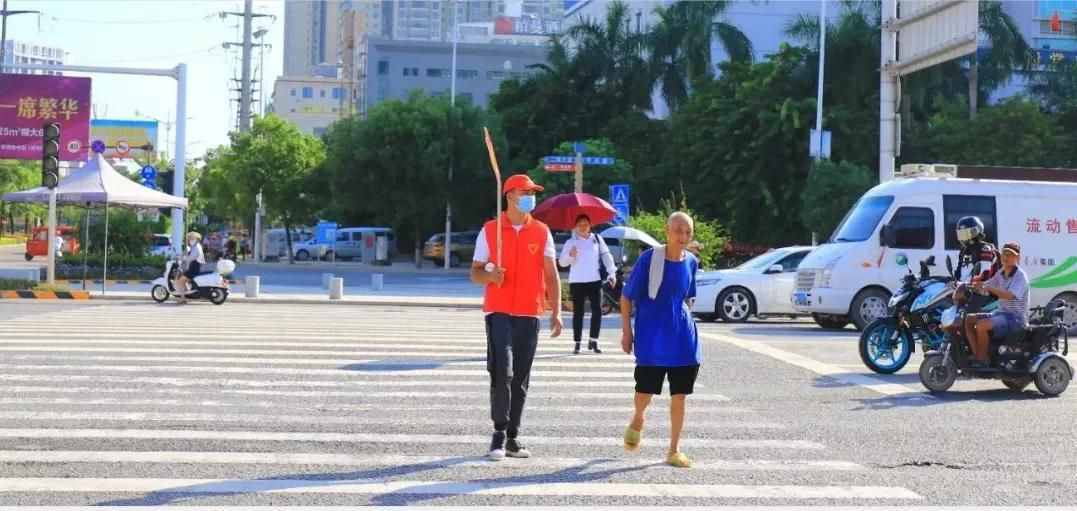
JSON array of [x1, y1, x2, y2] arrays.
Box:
[[919, 354, 956, 393], [151, 285, 169, 303], [859, 318, 913, 374], [209, 288, 228, 305], [1001, 377, 1032, 392], [1034, 358, 1071, 396]]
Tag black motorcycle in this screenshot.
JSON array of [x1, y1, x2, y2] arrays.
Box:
[[920, 287, 1073, 397], [859, 255, 954, 374], [600, 266, 625, 315]]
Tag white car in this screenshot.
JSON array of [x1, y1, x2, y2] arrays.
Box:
[[692, 246, 814, 323], [292, 238, 330, 261], [149, 234, 174, 257]]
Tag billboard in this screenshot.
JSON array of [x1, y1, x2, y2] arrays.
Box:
[[890, 0, 978, 76], [494, 15, 562, 36], [90, 119, 159, 159], [0, 74, 91, 161]]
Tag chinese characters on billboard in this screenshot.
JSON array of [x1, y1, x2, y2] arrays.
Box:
[[0, 74, 91, 161], [494, 15, 562, 36]]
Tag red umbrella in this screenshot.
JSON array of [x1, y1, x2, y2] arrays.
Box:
[[533, 192, 617, 231]]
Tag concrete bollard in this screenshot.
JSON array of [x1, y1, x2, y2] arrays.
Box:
[[245, 276, 260, 298], [322, 272, 334, 289], [371, 273, 384, 291], [329, 277, 344, 300]]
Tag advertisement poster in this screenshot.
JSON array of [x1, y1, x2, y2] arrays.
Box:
[[0, 74, 91, 161]]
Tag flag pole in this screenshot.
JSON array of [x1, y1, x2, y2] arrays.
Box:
[[483, 127, 503, 268]]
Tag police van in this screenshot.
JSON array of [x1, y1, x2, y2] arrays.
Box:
[[793, 164, 1077, 331]]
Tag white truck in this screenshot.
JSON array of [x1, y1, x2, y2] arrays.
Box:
[[794, 164, 1077, 331]]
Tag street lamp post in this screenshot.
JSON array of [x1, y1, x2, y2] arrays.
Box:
[[812, 0, 827, 162], [443, 3, 459, 270]]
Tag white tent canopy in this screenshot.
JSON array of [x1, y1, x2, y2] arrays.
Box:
[[1, 153, 187, 209]]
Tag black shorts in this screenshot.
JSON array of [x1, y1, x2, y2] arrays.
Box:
[[634, 365, 700, 395]]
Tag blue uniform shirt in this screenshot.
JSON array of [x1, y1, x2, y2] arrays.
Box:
[[622, 248, 701, 367]]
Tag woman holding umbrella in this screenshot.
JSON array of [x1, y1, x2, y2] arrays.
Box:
[[559, 214, 617, 354]]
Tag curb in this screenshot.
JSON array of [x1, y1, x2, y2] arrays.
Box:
[[86, 292, 483, 309], [0, 290, 91, 300]]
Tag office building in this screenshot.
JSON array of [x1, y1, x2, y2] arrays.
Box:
[[271, 76, 349, 137], [1, 40, 66, 75]]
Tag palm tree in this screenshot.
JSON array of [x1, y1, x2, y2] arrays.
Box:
[[564, 0, 653, 112], [969, 1, 1033, 118], [785, 1, 880, 103], [649, 0, 753, 111]]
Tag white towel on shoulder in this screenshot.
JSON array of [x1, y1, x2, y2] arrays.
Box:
[[648, 245, 666, 300]]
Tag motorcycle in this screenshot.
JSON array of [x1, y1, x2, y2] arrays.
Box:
[[859, 255, 954, 374], [920, 286, 1072, 396], [151, 257, 235, 305], [600, 266, 625, 315]]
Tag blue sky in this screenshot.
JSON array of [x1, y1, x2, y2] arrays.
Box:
[[4, 0, 286, 160]]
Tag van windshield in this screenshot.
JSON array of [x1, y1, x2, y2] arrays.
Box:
[[830, 195, 894, 243]]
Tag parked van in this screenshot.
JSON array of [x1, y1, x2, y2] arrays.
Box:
[[333, 227, 396, 261], [263, 228, 313, 261], [794, 164, 1077, 331]]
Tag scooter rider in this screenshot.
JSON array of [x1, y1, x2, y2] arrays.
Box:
[[964, 242, 1029, 366], [955, 216, 1001, 282], [176, 231, 205, 304]]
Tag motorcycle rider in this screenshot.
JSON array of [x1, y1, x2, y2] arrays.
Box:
[[964, 242, 1029, 366], [955, 216, 1001, 282]]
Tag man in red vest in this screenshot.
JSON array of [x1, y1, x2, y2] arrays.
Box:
[[470, 173, 563, 461]]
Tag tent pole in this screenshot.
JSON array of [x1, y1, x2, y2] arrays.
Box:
[[102, 203, 109, 296]]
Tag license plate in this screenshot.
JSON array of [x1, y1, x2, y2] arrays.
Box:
[[794, 292, 810, 306]]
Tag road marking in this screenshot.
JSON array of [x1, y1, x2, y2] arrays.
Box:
[[0, 354, 635, 370], [0, 451, 855, 470], [0, 429, 823, 449], [0, 363, 636, 379], [0, 478, 920, 500], [0, 338, 601, 353], [698, 332, 928, 397], [0, 385, 729, 402], [0, 347, 636, 365], [0, 411, 767, 429], [0, 398, 752, 414]]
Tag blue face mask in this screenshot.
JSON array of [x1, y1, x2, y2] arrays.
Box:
[[516, 195, 536, 213]]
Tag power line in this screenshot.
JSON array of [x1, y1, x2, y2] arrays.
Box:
[[45, 14, 216, 25]]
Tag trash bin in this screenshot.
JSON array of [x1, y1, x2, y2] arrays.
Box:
[[375, 235, 389, 266]]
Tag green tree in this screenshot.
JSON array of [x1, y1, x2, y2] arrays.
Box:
[[668, 44, 816, 245], [650, 0, 753, 111], [324, 92, 505, 265], [210, 115, 325, 262], [800, 160, 875, 239], [0, 160, 41, 235], [968, 0, 1033, 118]]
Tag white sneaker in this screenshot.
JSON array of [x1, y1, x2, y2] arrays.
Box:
[[488, 431, 506, 461]]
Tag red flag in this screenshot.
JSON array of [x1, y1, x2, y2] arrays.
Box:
[[1051, 11, 1062, 33]]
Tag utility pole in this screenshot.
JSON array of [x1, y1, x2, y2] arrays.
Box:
[[812, 0, 827, 162], [0, 0, 40, 73], [443, 3, 458, 270], [220, 1, 273, 132]]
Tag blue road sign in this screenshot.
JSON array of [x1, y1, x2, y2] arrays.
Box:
[[610, 184, 630, 225], [584, 156, 615, 166], [573, 142, 586, 154], [543, 155, 575, 165], [141, 178, 157, 190], [140, 165, 157, 180]]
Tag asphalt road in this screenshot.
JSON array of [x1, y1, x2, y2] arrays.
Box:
[[0, 301, 1074, 507]]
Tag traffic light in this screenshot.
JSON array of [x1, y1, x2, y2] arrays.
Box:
[[41, 122, 61, 189]]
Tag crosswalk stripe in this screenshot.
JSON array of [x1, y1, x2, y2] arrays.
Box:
[[0, 385, 731, 402], [0, 347, 637, 363], [0, 398, 752, 414], [0, 429, 824, 449], [0, 451, 856, 470], [0, 412, 783, 430], [0, 477, 921, 499], [0, 339, 599, 353], [0, 363, 639, 378], [0, 374, 650, 390], [0, 355, 637, 370]]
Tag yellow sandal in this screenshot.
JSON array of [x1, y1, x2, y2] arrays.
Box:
[[623, 426, 642, 452], [667, 451, 692, 468]]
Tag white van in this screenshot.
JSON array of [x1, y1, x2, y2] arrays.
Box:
[[794, 164, 1077, 331], [263, 228, 313, 261]]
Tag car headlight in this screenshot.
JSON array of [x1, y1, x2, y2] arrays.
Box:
[[697, 278, 721, 287], [817, 268, 833, 288]]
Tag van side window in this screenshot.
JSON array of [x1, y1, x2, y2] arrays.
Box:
[[943, 195, 997, 251], [336, 231, 348, 242], [890, 207, 934, 249]]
